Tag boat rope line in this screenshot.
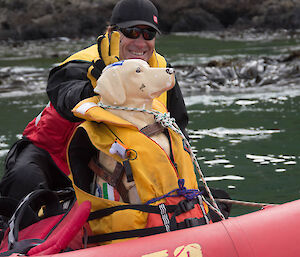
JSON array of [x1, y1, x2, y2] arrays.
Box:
[[216, 198, 278, 208], [97, 102, 226, 220]]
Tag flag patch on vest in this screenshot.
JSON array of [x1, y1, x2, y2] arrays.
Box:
[[95, 182, 120, 201]]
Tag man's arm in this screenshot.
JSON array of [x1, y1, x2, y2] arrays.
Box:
[[46, 61, 96, 122], [166, 63, 189, 139], [47, 32, 120, 122]]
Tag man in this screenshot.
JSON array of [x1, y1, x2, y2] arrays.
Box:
[[0, 0, 189, 202]]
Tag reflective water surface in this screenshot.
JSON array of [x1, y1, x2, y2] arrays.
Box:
[[185, 87, 300, 215]]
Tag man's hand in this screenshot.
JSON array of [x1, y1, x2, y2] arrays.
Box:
[[97, 31, 120, 66], [91, 32, 120, 82]]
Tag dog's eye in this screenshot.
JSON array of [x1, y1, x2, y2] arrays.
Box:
[[136, 67, 141, 73]]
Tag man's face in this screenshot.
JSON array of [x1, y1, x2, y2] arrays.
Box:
[[118, 25, 156, 62]]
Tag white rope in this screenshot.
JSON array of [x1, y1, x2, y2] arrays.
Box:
[[97, 102, 226, 220]]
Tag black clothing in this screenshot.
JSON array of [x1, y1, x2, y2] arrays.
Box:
[[0, 139, 71, 202], [47, 61, 96, 122]]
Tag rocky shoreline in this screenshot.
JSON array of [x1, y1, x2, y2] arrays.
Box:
[[0, 0, 300, 40], [0, 36, 299, 98]]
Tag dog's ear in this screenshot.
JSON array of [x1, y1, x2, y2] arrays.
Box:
[[94, 68, 126, 105]]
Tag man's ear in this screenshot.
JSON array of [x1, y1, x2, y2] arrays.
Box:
[[94, 69, 126, 105]]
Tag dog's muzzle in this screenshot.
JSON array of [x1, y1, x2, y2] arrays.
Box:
[[166, 68, 174, 75]]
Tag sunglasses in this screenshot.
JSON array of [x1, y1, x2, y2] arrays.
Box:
[[118, 27, 156, 40]]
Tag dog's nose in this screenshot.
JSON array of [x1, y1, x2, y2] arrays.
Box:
[[166, 68, 174, 74]]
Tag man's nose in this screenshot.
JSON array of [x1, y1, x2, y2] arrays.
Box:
[[134, 35, 147, 45]]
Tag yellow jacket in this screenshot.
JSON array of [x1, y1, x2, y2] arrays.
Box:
[[68, 101, 209, 245]]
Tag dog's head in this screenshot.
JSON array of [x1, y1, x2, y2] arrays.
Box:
[[94, 59, 175, 106]]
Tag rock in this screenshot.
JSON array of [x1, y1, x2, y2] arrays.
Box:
[[0, 0, 111, 40], [171, 9, 224, 32], [253, 2, 300, 30], [0, 0, 300, 40]]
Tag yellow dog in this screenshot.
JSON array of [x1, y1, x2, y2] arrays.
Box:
[[73, 59, 176, 203]]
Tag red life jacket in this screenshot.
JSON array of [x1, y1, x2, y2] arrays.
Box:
[[23, 103, 81, 176]]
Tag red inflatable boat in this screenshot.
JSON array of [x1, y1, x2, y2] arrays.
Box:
[[8, 198, 300, 257]]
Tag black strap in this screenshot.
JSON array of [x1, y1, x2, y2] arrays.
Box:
[[88, 203, 178, 221], [169, 198, 200, 230], [88, 198, 201, 221], [87, 226, 166, 244], [177, 217, 207, 229], [175, 198, 197, 215], [87, 216, 208, 244], [0, 239, 44, 256], [123, 160, 134, 182]]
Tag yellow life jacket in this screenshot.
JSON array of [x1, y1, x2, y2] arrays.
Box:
[[67, 101, 211, 245], [60, 42, 168, 106]]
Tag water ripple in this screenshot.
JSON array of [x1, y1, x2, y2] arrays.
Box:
[[0, 66, 47, 98], [189, 127, 281, 141], [246, 154, 297, 166], [185, 84, 300, 107], [205, 175, 245, 181], [0, 149, 9, 158]]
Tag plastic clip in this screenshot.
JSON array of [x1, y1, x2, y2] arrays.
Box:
[[109, 140, 129, 159]]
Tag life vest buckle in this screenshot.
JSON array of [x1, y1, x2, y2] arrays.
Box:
[[184, 218, 205, 228], [178, 199, 195, 214]]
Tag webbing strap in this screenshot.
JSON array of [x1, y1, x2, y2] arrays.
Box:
[[88, 204, 178, 221], [158, 204, 170, 232], [88, 198, 201, 221], [169, 198, 205, 230], [87, 216, 207, 244], [87, 226, 165, 244], [140, 122, 165, 137]]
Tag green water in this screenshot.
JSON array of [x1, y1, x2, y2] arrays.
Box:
[[0, 33, 299, 216], [186, 90, 300, 215], [156, 33, 300, 64]]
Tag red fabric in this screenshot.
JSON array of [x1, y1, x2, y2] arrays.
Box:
[[27, 201, 91, 256], [23, 103, 81, 175], [0, 215, 63, 252]]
